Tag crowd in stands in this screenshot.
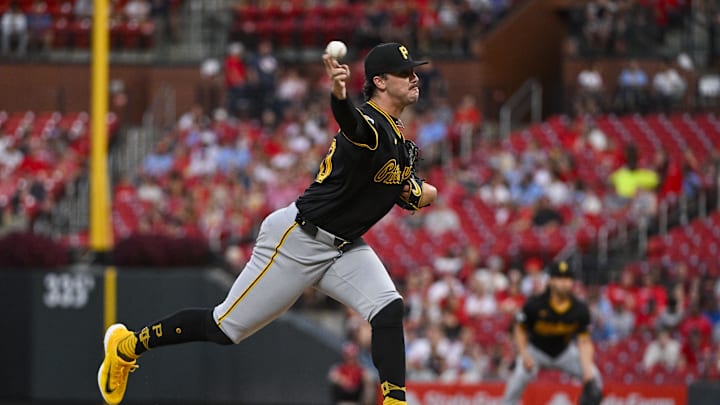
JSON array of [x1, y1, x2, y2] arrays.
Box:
[[573, 55, 720, 116], [571, 0, 720, 60], [0, 0, 180, 55], [230, 0, 524, 57], [0, 110, 118, 235]]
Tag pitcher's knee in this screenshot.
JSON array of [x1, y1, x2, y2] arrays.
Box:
[[370, 298, 404, 329]]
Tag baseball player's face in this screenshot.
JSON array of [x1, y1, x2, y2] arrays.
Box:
[[386, 69, 420, 104], [549, 276, 574, 297]]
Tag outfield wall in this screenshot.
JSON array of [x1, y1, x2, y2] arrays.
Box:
[[0, 268, 344, 404]]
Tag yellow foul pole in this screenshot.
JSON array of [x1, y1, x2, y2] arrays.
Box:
[[90, 0, 113, 254]]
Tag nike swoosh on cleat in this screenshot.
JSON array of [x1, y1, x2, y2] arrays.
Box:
[[104, 363, 116, 394]]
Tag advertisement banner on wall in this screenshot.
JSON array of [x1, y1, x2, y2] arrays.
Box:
[[403, 381, 687, 405]]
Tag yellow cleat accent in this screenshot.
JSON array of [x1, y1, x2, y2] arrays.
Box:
[[98, 324, 139, 405], [381, 381, 407, 405]]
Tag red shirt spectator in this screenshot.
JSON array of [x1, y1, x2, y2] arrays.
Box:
[[224, 43, 246, 89], [605, 268, 639, 310], [680, 305, 713, 342]]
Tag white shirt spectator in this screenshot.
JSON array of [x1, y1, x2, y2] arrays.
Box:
[[427, 275, 465, 308], [424, 201, 460, 236], [137, 179, 163, 204], [74, 0, 93, 18], [186, 143, 219, 177], [464, 277, 498, 317], [474, 258, 509, 294], [125, 0, 150, 22], [2, 5, 28, 55], [643, 330, 683, 371], [545, 178, 571, 206], [1, 7, 27, 34], [653, 67, 686, 98], [578, 68, 603, 93], [0, 143, 23, 175]]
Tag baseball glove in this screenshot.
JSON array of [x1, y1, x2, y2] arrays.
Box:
[[578, 380, 603, 405], [396, 140, 424, 211], [396, 176, 424, 211], [404, 139, 419, 174]]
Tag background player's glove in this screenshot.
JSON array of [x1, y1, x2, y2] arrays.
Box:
[[396, 176, 424, 211], [578, 380, 603, 405]]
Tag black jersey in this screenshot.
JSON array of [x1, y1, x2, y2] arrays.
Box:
[[296, 99, 414, 241], [517, 290, 591, 357]]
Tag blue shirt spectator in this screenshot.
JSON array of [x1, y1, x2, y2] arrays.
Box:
[[619, 60, 648, 89], [510, 173, 544, 206], [142, 140, 174, 177], [216, 144, 251, 173], [417, 112, 448, 148]]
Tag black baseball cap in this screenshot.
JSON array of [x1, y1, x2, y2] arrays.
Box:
[[548, 261, 575, 278], [364, 42, 428, 80]]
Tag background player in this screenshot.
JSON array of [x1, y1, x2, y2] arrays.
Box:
[[97, 42, 437, 405], [502, 261, 603, 405]]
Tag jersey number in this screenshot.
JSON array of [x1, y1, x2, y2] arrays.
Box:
[[315, 139, 336, 183]]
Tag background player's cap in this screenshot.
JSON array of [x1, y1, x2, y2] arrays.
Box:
[[364, 42, 428, 80], [547, 260, 575, 278]]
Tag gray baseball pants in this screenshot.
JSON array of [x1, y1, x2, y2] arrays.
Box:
[[502, 343, 603, 405], [213, 202, 401, 343]]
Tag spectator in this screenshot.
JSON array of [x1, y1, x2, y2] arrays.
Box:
[[681, 327, 714, 372], [510, 172, 544, 207], [636, 270, 668, 330], [196, 58, 223, 114], [224, 42, 248, 117], [74, 0, 92, 19], [249, 40, 278, 114], [328, 342, 374, 405], [605, 267, 638, 310], [444, 327, 489, 382], [583, 0, 615, 54], [652, 59, 687, 113], [423, 198, 460, 236], [464, 275, 497, 318], [1, 2, 28, 56], [610, 143, 659, 199], [680, 303, 713, 342], [416, 110, 449, 165], [150, 0, 177, 44], [26, 0, 52, 52], [452, 94, 482, 154], [142, 139, 174, 178], [531, 196, 564, 228], [407, 323, 451, 381], [587, 285, 616, 341], [479, 171, 511, 206], [575, 61, 606, 115], [653, 150, 683, 202], [642, 327, 684, 371], [474, 254, 509, 294], [0, 139, 23, 176], [520, 258, 548, 297], [608, 297, 636, 340], [496, 272, 525, 315], [615, 59, 649, 113], [136, 174, 163, 204], [656, 296, 685, 332], [125, 0, 151, 23]]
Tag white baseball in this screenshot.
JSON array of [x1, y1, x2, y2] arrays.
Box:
[[325, 40, 347, 60]]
